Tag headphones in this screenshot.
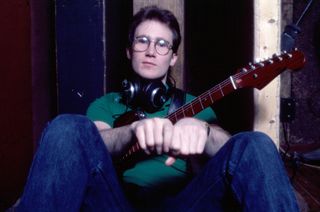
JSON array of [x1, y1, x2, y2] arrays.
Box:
[[121, 75, 170, 112]]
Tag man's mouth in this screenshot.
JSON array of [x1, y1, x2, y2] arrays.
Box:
[[142, 61, 156, 66]]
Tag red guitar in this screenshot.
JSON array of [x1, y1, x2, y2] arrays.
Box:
[[116, 49, 305, 160]]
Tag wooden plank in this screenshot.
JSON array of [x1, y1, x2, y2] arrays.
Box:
[[133, 0, 185, 89], [253, 0, 281, 146]]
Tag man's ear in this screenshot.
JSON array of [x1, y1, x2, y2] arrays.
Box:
[[170, 53, 178, 66], [126, 48, 131, 59]]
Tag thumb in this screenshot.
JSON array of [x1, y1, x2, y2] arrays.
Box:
[[165, 156, 176, 166]]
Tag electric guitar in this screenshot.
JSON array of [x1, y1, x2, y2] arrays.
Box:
[[115, 49, 305, 161]]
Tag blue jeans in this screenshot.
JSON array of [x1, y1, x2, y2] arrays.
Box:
[[17, 114, 299, 211]]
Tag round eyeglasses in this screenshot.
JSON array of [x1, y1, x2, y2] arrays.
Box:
[[132, 36, 173, 55]]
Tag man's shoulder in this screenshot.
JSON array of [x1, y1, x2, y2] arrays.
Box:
[[86, 92, 126, 125], [92, 92, 122, 104]]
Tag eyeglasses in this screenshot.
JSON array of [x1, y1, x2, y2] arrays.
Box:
[[132, 36, 173, 55]]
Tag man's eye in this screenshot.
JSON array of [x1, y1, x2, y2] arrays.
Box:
[[138, 37, 149, 44], [157, 40, 168, 47]]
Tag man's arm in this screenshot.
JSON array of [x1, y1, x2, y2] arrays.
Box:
[[172, 119, 230, 174], [94, 121, 136, 159], [94, 118, 230, 164], [204, 124, 231, 157]]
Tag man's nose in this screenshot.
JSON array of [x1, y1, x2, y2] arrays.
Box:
[[145, 42, 156, 56]]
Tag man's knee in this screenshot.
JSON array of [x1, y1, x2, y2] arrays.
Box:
[[229, 131, 278, 156], [232, 131, 274, 145], [39, 114, 96, 149], [50, 114, 93, 129]]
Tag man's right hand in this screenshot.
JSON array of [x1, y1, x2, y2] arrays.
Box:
[[130, 118, 174, 155]]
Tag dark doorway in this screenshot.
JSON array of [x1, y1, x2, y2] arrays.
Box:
[[185, 1, 254, 134]]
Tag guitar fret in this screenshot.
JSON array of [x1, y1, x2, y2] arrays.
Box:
[[203, 93, 214, 107], [181, 107, 186, 117], [174, 112, 178, 122], [219, 84, 225, 96], [199, 98, 204, 109], [208, 91, 214, 103], [191, 103, 195, 115]]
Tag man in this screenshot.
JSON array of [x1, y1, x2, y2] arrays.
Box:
[[17, 6, 299, 211]]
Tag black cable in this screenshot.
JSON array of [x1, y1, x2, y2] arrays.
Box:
[[295, 0, 314, 26], [280, 122, 300, 183]]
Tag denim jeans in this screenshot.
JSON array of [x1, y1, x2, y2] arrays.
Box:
[[17, 114, 298, 211]]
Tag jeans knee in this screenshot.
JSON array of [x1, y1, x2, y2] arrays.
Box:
[[231, 131, 277, 155], [51, 114, 93, 129], [39, 114, 97, 150]]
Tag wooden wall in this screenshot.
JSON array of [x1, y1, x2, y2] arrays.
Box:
[[253, 0, 281, 145]]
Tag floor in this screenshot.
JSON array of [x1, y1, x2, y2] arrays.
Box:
[[281, 143, 320, 211]]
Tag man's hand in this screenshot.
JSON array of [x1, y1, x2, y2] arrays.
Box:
[[130, 117, 209, 166], [172, 118, 208, 155]]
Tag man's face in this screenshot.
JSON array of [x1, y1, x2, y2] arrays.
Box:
[[127, 20, 178, 82]]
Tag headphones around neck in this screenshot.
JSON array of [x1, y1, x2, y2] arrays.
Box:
[[121, 75, 170, 112]]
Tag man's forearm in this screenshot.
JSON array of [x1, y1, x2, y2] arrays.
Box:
[[98, 125, 135, 159], [189, 124, 231, 174]]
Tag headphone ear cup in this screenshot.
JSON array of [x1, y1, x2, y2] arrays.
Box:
[[121, 78, 140, 105], [142, 81, 168, 111]]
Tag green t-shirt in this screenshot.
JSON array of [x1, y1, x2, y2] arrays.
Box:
[[86, 92, 217, 193]]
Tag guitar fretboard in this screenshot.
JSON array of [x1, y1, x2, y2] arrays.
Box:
[[167, 77, 236, 123]]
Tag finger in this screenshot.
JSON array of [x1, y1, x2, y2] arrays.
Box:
[[135, 125, 149, 154], [197, 130, 207, 154], [145, 121, 155, 152], [180, 131, 190, 155], [170, 127, 181, 153], [165, 156, 176, 166], [163, 121, 173, 153], [154, 119, 164, 154], [189, 130, 198, 154]]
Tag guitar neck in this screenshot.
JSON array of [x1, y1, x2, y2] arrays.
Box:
[[166, 77, 237, 123]]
